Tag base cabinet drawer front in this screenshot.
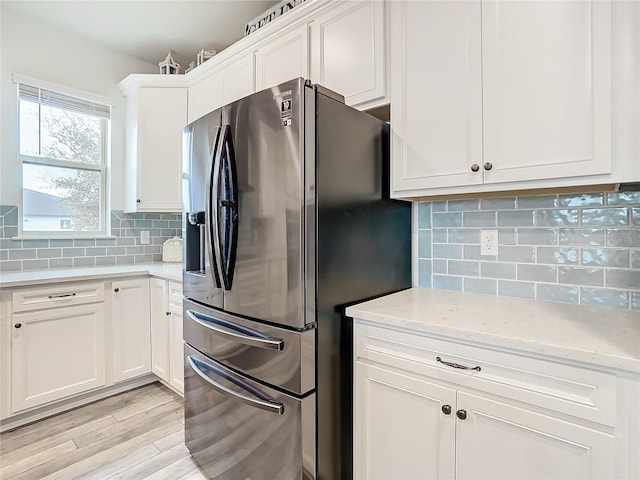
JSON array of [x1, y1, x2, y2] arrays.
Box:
[[111, 278, 151, 383], [11, 303, 106, 412], [455, 392, 615, 480], [354, 362, 456, 480], [11, 282, 105, 313], [356, 323, 617, 427]]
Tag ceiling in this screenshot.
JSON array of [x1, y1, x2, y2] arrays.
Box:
[[2, 0, 280, 69]]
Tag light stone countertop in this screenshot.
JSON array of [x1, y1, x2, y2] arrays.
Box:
[[0, 263, 183, 288], [346, 288, 640, 373]]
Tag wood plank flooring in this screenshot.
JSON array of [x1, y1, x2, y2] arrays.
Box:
[[0, 382, 208, 480]]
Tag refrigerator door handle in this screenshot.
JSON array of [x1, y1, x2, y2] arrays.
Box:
[[218, 124, 239, 291], [187, 355, 285, 415], [186, 309, 285, 351], [206, 126, 224, 289]]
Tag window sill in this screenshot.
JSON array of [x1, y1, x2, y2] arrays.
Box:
[[14, 235, 117, 240]]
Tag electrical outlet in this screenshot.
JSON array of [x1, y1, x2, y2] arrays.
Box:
[[140, 230, 150, 245], [480, 229, 498, 256]]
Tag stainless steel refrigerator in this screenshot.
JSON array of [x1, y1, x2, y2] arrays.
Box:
[[182, 78, 410, 479]]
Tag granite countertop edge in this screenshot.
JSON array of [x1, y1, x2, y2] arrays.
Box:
[[346, 287, 640, 374]]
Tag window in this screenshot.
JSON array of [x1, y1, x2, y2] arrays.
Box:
[[59, 218, 72, 230], [18, 81, 110, 235]]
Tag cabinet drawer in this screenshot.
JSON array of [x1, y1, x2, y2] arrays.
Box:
[[356, 323, 617, 427], [12, 282, 105, 313]]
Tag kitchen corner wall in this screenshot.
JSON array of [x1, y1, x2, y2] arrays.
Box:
[[416, 189, 640, 310], [0, 207, 182, 273]]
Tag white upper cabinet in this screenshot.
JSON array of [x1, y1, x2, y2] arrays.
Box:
[[390, 0, 634, 198], [390, 0, 483, 192], [119, 76, 187, 213], [255, 24, 309, 91], [310, 0, 387, 109], [481, 0, 611, 184], [188, 53, 256, 124]]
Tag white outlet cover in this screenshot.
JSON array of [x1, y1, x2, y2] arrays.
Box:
[[140, 230, 150, 245], [480, 229, 498, 256]]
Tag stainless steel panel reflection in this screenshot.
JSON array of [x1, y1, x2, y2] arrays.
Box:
[[184, 299, 315, 395], [184, 344, 316, 480], [222, 79, 306, 329]]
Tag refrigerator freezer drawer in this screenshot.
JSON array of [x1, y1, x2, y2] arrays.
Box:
[[184, 344, 316, 480], [184, 299, 315, 395]]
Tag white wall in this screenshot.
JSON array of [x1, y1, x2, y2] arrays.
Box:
[[0, 8, 158, 210]]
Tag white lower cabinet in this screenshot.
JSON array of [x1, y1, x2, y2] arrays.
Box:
[[168, 287, 184, 394], [150, 278, 170, 380], [455, 392, 614, 480], [11, 303, 106, 412], [150, 277, 184, 394], [355, 362, 455, 479], [111, 278, 151, 383], [2, 275, 184, 429], [354, 322, 625, 480]]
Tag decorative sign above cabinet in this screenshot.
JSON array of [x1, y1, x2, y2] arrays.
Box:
[[245, 0, 308, 36]]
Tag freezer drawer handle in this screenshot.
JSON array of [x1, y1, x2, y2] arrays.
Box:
[[187, 355, 284, 415], [186, 310, 285, 351]]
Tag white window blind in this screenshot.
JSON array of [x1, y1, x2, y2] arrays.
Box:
[[18, 83, 111, 119]]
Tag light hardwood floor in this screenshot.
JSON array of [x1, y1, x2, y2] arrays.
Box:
[[0, 382, 208, 480]]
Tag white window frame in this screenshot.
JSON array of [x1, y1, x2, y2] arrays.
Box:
[[14, 74, 112, 238]]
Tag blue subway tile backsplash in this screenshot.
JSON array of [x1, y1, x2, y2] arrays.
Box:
[[0, 207, 182, 273], [416, 188, 640, 310]]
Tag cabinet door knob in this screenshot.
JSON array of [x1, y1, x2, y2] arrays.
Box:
[[114, 288, 120, 293], [442, 404, 452, 415], [456, 409, 467, 420], [14, 323, 22, 329], [483, 162, 493, 171], [166, 311, 171, 316], [136, 199, 141, 203], [470, 164, 480, 172]]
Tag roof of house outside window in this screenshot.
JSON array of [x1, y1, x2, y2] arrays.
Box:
[[23, 189, 75, 217]]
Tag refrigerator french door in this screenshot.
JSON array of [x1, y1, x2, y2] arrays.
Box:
[[183, 78, 411, 480], [184, 79, 308, 329]]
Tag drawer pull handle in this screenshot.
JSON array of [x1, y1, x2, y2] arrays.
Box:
[[436, 356, 481, 372], [441, 404, 452, 415], [14, 323, 22, 329], [457, 409, 467, 420], [47, 293, 76, 299]]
